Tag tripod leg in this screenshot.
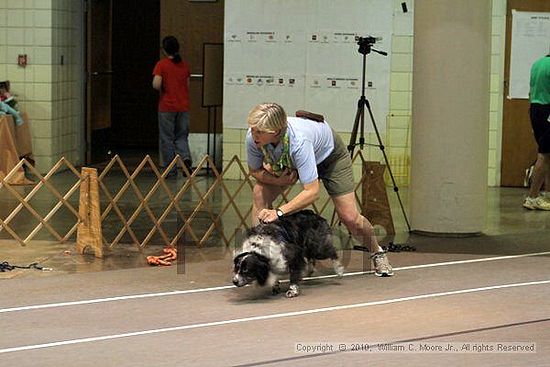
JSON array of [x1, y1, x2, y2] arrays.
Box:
[[364, 99, 412, 232], [348, 99, 365, 157]]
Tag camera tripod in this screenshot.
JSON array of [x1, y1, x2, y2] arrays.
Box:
[[348, 37, 411, 232]]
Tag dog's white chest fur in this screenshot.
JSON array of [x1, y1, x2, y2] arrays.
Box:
[[241, 234, 288, 274]]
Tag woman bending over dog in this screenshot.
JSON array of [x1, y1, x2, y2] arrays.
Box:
[[245, 102, 393, 277]]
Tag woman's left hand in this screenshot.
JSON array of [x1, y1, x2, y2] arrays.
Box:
[[258, 208, 278, 223]]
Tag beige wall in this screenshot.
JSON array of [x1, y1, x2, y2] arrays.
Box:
[[222, 0, 508, 187], [0, 0, 507, 183], [0, 0, 84, 172]]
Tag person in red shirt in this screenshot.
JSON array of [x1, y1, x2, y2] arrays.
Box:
[[152, 36, 192, 176]]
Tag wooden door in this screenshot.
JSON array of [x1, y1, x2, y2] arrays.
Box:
[[111, 0, 159, 149], [501, 0, 550, 186], [86, 0, 112, 163], [161, 1, 225, 135], [86, 0, 160, 164]]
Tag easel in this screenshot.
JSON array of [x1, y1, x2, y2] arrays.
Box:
[[361, 161, 395, 236]]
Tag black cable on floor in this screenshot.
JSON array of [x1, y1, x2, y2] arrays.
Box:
[[0, 261, 51, 272], [353, 241, 416, 253], [382, 242, 417, 252]]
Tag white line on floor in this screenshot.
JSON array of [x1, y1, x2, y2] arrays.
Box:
[[0, 285, 235, 314], [1, 250, 549, 314], [337, 250, 550, 279], [1, 279, 549, 355]]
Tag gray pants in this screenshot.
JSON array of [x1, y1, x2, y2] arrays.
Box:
[[158, 111, 191, 172]]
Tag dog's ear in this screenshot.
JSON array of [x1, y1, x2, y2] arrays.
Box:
[[255, 256, 270, 286], [233, 252, 247, 270]]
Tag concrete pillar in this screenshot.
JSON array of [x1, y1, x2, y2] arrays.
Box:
[[410, 0, 491, 235]]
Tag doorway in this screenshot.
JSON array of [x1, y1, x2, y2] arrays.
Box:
[[86, 0, 160, 165], [501, 0, 550, 186]]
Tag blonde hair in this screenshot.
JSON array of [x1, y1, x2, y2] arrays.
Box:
[[247, 103, 287, 134]]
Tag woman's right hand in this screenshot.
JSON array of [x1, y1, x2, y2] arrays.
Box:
[[276, 169, 298, 186]]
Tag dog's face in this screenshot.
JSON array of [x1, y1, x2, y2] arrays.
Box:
[[232, 252, 270, 287]]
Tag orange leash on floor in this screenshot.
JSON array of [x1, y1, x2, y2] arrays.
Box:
[[146, 247, 177, 266]]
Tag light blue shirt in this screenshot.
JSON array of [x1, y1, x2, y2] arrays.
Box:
[[246, 116, 335, 185], [0, 101, 23, 126]]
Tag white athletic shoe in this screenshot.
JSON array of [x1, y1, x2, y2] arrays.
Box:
[[372, 251, 394, 277], [523, 196, 550, 211]]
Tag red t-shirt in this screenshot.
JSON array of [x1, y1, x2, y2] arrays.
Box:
[[152, 57, 191, 112]]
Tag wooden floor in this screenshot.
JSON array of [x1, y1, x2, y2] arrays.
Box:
[[1, 187, 549, 366], [1, 248, 549, 366]]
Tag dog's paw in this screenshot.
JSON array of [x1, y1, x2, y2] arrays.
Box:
[[332, 260, 344, 278], [285, 284, 300, 298], [335, 265, 344, 278]]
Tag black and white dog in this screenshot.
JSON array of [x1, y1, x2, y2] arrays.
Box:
[[232, 210, 344, 298]]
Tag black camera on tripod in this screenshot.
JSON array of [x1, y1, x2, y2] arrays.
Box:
[[356, 35, 383, 55], [356, 36, 379, 45]]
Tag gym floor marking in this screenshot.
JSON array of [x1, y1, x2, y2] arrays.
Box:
[[1, 279, 549, 354], [1, 250, 549, 314]]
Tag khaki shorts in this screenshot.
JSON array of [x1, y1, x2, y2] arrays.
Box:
[[317, 131, 355, 196]]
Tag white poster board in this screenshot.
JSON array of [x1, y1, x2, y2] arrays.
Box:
[[223, 0, 393, 133], [509, 10, 550, 99]]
